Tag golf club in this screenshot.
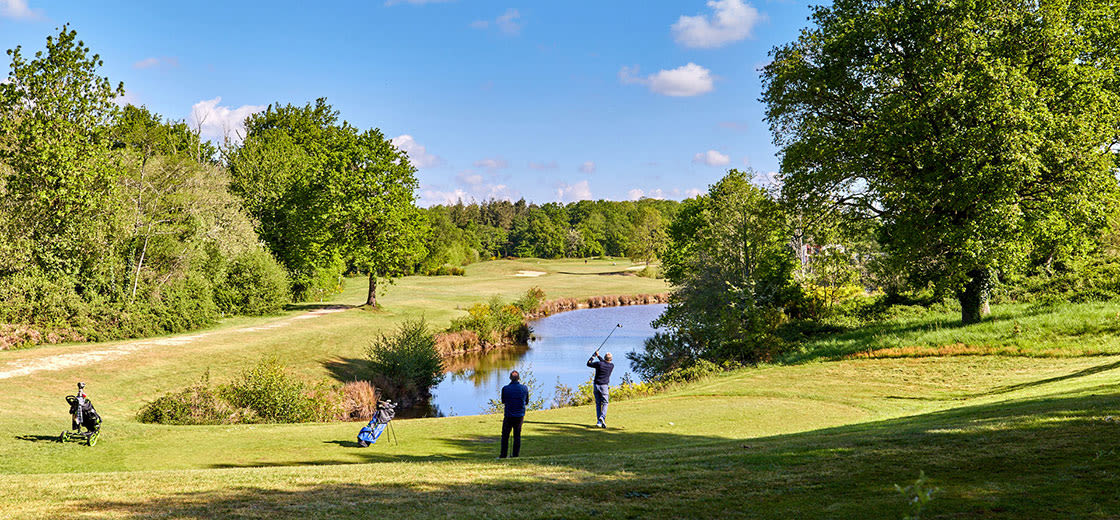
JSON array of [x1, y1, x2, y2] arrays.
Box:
[[592, 323, 622, 357]]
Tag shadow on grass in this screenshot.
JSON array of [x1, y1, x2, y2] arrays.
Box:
[[14, 434, 59, 443], [554, 270, 637, 276], [63, 388, 1120, 518], [322, 357, 370, 383], [283, 303, 353, 312]]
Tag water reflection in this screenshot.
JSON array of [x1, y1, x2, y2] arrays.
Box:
[[424, 304, 666, 417]]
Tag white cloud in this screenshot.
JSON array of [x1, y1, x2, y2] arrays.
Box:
[[578, 161, 596, 174], [420, 171, 519, 206], [189, 97, 265, 143], [627, 189, 644, 201], [672, 0, 763, 49], [529, 160, 558, 170], [472, 8, 522, 35], [112, 88, 141, 107], [133, 56, 179, 70], [693, 149, 731, 166], [0, 0, 43, 20], [685, 188, 704, 198], [391, 134, 444, 168], [556, 180, 592, 202], [620, 63, 714, 97], [473, 157, 509, 171]]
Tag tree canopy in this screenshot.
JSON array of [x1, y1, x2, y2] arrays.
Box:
[[228, 98, 427, 305], [763, 0, 1120, 323]]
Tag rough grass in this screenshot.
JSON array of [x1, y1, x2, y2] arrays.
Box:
[[783, 300, 1120, 363]]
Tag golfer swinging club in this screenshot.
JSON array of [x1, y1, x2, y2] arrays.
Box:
[[587, 350, 614, 428]]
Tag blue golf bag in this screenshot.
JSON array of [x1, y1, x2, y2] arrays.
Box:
[[357, 400, 396, 447]]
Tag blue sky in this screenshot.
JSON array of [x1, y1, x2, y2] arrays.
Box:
[[1, 0, 814, 205]]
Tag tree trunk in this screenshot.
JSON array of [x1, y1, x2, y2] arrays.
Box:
[[366, 272, 378, 307], [958, 268, 992, 325]]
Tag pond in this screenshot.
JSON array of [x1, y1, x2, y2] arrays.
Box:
[[424, 303, 667, 417]]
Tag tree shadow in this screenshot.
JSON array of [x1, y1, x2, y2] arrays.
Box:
[[283, 303, 353, 312], [60, 390, 1120, 518], [322, 357, 369, 383]]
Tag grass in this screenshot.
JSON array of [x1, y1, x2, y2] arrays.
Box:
[[3, 261, 1120, 518], [783, 300, 1120, 362]]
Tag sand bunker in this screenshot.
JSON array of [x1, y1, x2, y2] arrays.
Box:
[[0, 306, 348, 380], [514, 270, 547, 277]]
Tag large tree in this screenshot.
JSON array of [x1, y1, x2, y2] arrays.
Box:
[[0, 25, 124, 277], [229, 99, 427, 305], [763, 0, 1120, 323]]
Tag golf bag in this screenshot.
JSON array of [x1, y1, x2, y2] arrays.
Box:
[[60, 383, 101, 446], [67, 395, 101, 432], [357, 400, 396, 447]]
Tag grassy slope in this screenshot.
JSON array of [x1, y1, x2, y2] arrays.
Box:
[[3, 261, 1120, 518]]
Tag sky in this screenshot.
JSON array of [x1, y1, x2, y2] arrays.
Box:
[[0, 0, 815, 206]]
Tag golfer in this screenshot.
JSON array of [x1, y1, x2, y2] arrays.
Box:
[[499, 370, 529, 458], [587, 352, 614, 428]]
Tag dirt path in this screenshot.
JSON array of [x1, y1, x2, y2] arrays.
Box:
[[0, 307, 348, 380]]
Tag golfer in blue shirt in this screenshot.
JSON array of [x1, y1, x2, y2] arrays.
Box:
[[499, 370, 529, 458]]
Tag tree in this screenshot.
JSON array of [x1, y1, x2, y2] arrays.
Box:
[[229, 99, 427, 305], [329, 128, 427, 307], [763, 0, 1120, 323], [627, 206, 667, 265], [0, 25, 124, 277], [640, 170, 799, 369]]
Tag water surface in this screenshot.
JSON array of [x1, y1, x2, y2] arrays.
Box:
[[428, 304, 666, 416]]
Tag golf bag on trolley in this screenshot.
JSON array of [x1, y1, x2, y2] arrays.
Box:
[[357, 399, 396, 447], [61, 382, 101, 446]]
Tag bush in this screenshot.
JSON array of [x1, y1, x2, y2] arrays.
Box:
[[448, 294, 530, 347], [426, 265, 466, 276], [221, 358, 328, 423], [365, 318, 445, 407], [136, 373, 259, 425], [341, 380, 380, 420], [214, 249, 290, 316]]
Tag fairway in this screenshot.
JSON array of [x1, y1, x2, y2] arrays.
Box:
[[1, 259, 1119, 518]]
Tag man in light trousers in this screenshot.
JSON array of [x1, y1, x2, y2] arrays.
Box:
[[586, 352, 614, 428]]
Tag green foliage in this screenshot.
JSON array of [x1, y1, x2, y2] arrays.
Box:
[[228, 98, 428, 306], [0, 25, 123, 276], [895, 471, 939, 520], [221, 359, 329, 423], [138, 362, 345, 425], [763, 0, 1120, 323], [449, 293, 532, 346], [0, 29, 292, 348], [424, 198, 680, 262], [214, 249, 291, 316], [364, 318, 445, 405], [136, 373, 259, 425], [645, 170, 802, 373]]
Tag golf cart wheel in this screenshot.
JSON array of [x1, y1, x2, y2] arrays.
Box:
[[87, 431, 99, 446]]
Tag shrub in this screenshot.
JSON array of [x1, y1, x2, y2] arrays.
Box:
[[365, 318, 445, 407], [214, 249, 290, 316], [221, 358, 320, 423], [426, 265, 466, 276], [514, 286, 546, 313], [136, 373, 259, 425], [341, 380, 380, 420]]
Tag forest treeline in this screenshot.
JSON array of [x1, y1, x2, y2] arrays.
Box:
[[0, 27, 679, 349], [417, 198, 677, 273]]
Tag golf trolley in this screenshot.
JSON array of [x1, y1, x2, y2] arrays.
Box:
[[60, 382, 101, 446]]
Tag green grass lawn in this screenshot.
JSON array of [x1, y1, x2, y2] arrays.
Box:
[[3, 261, 1120, 518]]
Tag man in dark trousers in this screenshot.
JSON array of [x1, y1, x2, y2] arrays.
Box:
[[587, 352, 614, 428], [499, 370, 529, 458]]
